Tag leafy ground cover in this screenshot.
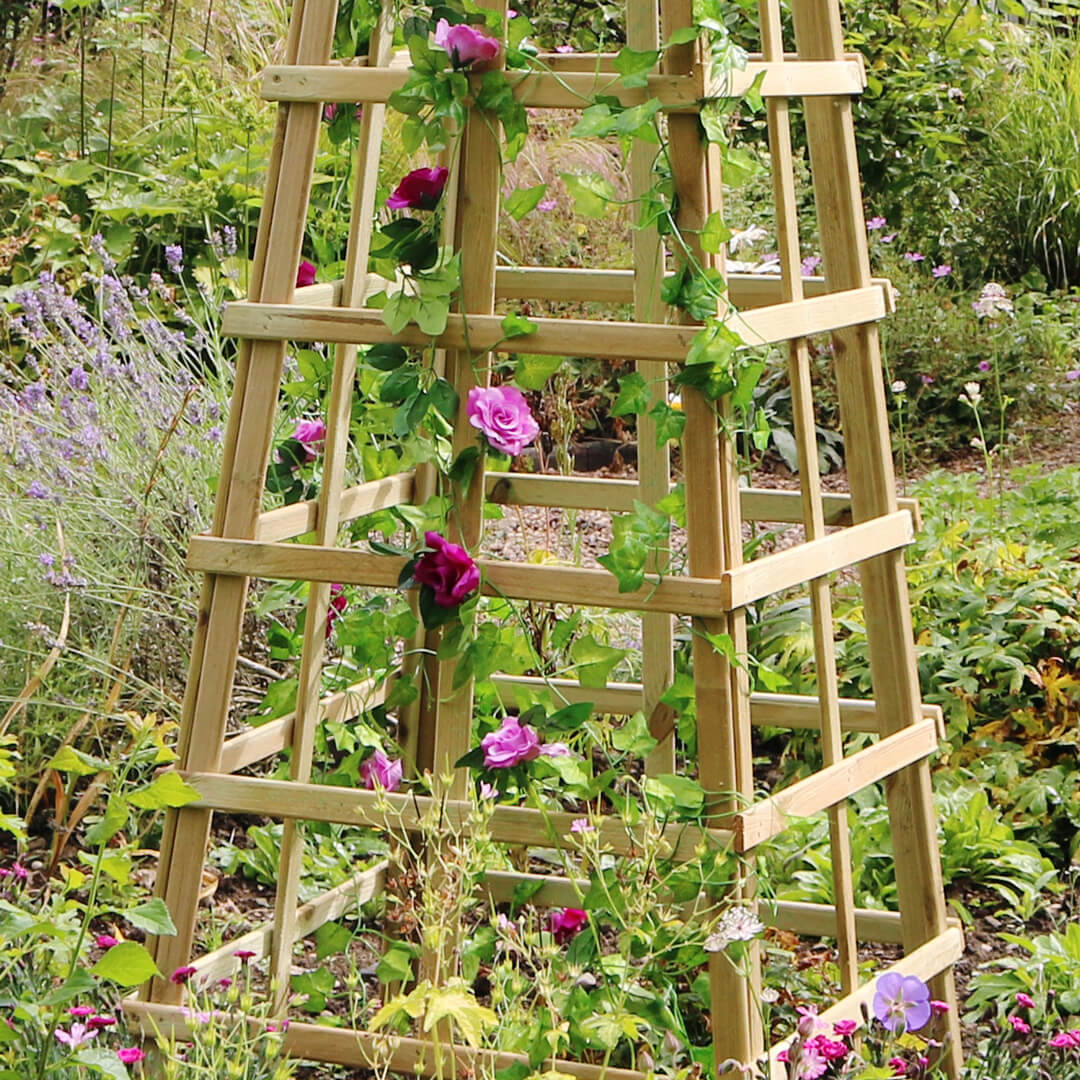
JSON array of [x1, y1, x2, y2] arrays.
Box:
[[2, 1, 1080, 1078]]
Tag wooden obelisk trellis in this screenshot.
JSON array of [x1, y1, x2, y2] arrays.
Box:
[[126, 0, 965, 1074]]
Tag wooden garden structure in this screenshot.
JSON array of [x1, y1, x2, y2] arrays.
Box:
[[124, 0, 965, 1074]]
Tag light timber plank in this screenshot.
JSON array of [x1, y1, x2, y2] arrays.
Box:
[[219, 677, 388, 773], [220, 285, 889, 359], [179, 772, 733, 860], [259, 60, 863, 109], [733, 718, 940, 850], [533, 49, 867, 74], [721, 510, 913, 610], [255, 472, 414, 541], [187, 862, 387, 983], [185, 536, 734, 617], [124, 1001, 649, 1080], [765, 928, 965, 1079]]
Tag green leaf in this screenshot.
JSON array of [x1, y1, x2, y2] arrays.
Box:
[[571, 104, 616, 138], [292, 966, 336, 1013], [704, 631, 739, 665], [380, 366, 419, 404], [423, 982, 497, 1048], [40, 970, 98, 1006], [732, 359, 765, 411], [47, 746, 104, 777], [383, 291, 419, 334], [510, 876, 545, 914], [613, 46, 660, 88], [611, 711, 658, 756], [648, 399, 687, 445], [665, 26, 699, 46], [504, 183, 547, 220], [701, 210, 732, 254], [123, 898, 177, 936], [365, 343, 409, 371], [315, 920, 353, 961], [128, 772, 201, 811], [429, 378, 459, 421], [514, 353, 563, 390], [90, 941, 160, 987], [415, 295, 450, 336], [546, 702, 593, 732], [501, 313, 537, 339], [75, 1047, 131, 1080], [613, 98, 663, 137], [611, 372, 650, 417], [376, 943, 415, 984], [84, 795, 129, 847], [560, 172, 616, 218], [570, 634, 628, 689], [645, 774, 705, 814]]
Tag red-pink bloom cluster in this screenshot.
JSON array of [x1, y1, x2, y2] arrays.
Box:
[[549, 907, 587, 944], [1050, 1030, 1080, 1049]]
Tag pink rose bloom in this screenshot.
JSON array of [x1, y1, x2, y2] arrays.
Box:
[[466, 385, 540, 456], [549, 907, 587, 944], [481, 716, 541, 768], [95, 934, 118, 949], [325, 583, 348, 636], [292, 418, 327, 461], [360, 749, 403, 792], [296, 260, 317, 287], [386, 166, 449, 210], [434, 18, 499, 68], [414, 531, 480, 608], [117, 1048, 147, 1064]]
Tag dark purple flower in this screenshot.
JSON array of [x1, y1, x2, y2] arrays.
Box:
[[549, 907, 587, 944], [386, 167, 450, 211], [413, 531, 480, 607], [68, 366, 89, 391], [170, 965, 197, 985], [296, 260, 317, 288]]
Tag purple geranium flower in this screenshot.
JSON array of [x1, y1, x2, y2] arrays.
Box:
[[872, 972, 932, 1033]]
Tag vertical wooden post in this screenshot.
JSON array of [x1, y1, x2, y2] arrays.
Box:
[[662, 1, 761, 1070], [757, 0, 858, 998], [790, 1, 963, 1071], [146, 0, 340, 1005], [629, 0, 676, 775], [267, 2, 393, 1010]]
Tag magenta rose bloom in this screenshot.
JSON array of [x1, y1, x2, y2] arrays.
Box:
[[296, 260, 317, 287], [481, 716, 542, 768], [360, 749, 403, 792], [549, 907, 587, 944], [434, 18, 500, 68], [292, 418, 327, 461], [413, 532, 480, 608], [386, 166, 450, 211], [466, 385, 540, 456], [325, 583, 348, 636]]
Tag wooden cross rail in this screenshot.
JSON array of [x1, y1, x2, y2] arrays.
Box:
[[187, 510, 912, 616], [261, 59, 865, 110], [222, 285, 888, 359], [178, 772, 735, 860]]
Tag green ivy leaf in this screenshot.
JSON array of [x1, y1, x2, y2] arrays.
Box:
[[665, 26, 699, 46], [613, 46, 660, 88], [514, 353, 563, 390], [127, 772, 201, 811], [611, 371, 650, 417], [123, 898, 177, 936], [501, 312, 537, 339], [701, 210, 733, 254], [90, 941, 160, 987], [291, 966, 336, 1013], [546, 701, 593, 732], [561, 172, 616, 218], [571, 104, 616, 138], [504, 184, 548, 220], [648, 399, 687, 445], [570, 634, 629, 689], [376, 943, 415, 984], [611, 711, 658, 757], [315, 921, 353, 961], [613, 98, 663, 138], [644, 773, 705, 814]]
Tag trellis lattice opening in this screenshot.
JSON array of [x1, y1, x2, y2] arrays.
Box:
[[124, 0, 965, 1076]]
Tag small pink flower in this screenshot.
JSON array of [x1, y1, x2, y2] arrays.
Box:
[[1049, 1031, 1080, 1048], [537, 199, 557, 211], [832, 1019, 857, 1037], [888, 1058, 908, 1078], [386, 166, 449, 210], [920, 374, 935, 386], [69, 1006, 95, 1018], [434, 18, 499, 68], [479, 781, 498, 799], [292, 418, 327, 459], [95, 934, 119, 949], [296, 260, 317, 287], [549, 907, 587, 944], [1066, 370, 1080, 381], [117, 1048, 146, 1064], [1009, 1015, 1031, 1035], [930, 999, 950, 1014], [55, 1023, 96, 1048], [466, 385, 540, 456], [903, 252, 925, 262], [234, 950, 256, 962], [801, 255, 822, 276], [978, 360, 991, 372], [810, 1036, 847, 1060], [218, 977, 233, 989], [170, 965, 197, 985], [881, 232, 897, 244], [323, 103, 338, 123], [326, 583, 348, 636], [932, 263, 951, 278], [570, 817, 594, 833], [360, 749, 403, 792], [539, 742, 570, 757], [866, 216, 887, 230], [554, 44, 575, 53], [481, 716, 541, 768], [87, 1015, 116, 1030], [1016, 992, 1035, 1009], [414, 532, 480, 608]]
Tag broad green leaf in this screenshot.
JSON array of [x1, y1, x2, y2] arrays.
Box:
[[414, 295, 449, 336], [41, 970, 97, 1006], [611, 711, 658, 756], [47, 745, 104, 777], [501, 312, 537, 339], [514, 352, 563, 390], [123, 898, 177, 936], [613, 98, 663, 137], [429, 378, 459, 421], [315, 920, 352, 961], [423, 982, 497, 1047], [90, 941, 160, 987], [382, 291, 419, 334], [570, 634, 628, 689], [376, 943, 415, 984], [571, 104, 616, 138], [644, 773, 705, 813], [78, 850, 131, 884], [611, 371, 650, 417], [504, 183, 548, 220], [75, 1047, 130, 1080], [128, 772, 201, 811], [84, 795, 129, 847], [561, 172, 616, 218], [648, 399, 687, 445], [701, 210, 733, 254], [665, 26, 699, 46], [291, 965, 336, 1013], [613, 46, 660, 88]]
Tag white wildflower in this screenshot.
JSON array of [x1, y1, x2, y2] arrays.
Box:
[[704, 906, 765, 952], [972, 282, 1013, 319], [891, 380, 907, 395], [728, 224, 769, 253]]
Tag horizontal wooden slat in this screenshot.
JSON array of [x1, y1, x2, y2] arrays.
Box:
[[733, 717, 940, 850], [186, 536, 733, 616], [220, 285, 888, 360], [219, 677, 389, 773], [186, 863, 388, 983], [765, 928, 965, 1079], [533, 49, 867, 75], [180, 771, 733, 860], [721, 510, 914, 609], [260, 60, 863, 109], [490, 675, 942, 736], [255, 472, 414, 541], [123, 1001, 649, 1080], [486, 473, 920, 529]]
